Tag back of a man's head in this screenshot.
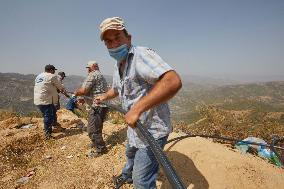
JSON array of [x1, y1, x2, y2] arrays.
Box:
[[58, 72, 66, 78], [45, 64, 57, 73]]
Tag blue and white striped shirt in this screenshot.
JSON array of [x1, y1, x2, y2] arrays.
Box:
[[112, 45, 173, 148]]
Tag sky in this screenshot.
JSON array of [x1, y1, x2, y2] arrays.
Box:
[[0, 0, 283, 80]]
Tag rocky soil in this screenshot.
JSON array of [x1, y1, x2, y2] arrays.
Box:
[[1, 109, 284, 189]]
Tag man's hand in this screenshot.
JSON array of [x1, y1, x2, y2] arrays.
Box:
[[95, 88, 118, 105], [124, 107, 142, 128], [77, 98, 85, 105], [94, 94, 107, 105]]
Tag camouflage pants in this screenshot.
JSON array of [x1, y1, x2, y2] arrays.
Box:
[[87, 107, 108, 152]]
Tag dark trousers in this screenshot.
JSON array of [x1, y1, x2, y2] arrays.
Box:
[[87, 107, 108, 152], [54, 103, 60, 124], [54, 95, 60, 124], [37, 104, 55, 135]]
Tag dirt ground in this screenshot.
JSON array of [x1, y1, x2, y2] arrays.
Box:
[[0, 109, 284, 189]]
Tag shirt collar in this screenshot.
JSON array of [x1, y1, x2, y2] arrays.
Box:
[[128, 45, 135, 55]]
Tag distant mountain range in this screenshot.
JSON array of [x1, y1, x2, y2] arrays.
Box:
[[181, 74, 284, 86], [0, 72, 283, 123], [181, 74, 241, 86], [170, 80, 284, 123]]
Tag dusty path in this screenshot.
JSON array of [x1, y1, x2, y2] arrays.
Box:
[[159, 133, 284, 189], [1, 109, 284, 189]]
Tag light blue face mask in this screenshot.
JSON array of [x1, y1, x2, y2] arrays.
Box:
[[108, 44, 129, 62]]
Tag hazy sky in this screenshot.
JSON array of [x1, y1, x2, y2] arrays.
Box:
[[0, 0, 283, 78]]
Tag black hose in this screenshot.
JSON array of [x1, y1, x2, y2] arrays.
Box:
[[102, 102, 186, 189]]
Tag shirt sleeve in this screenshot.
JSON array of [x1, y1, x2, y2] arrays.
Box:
[[51, 75, 64, 91], [136, 48, 173, 85]]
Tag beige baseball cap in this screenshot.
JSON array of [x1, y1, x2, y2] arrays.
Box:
[[86, 60, 98, 68], [99, 17, 126, 40]]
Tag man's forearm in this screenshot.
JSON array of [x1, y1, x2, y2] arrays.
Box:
[[103, 88, 118, 100], [131, 70, 182, 115], [74, 87, 88, 96], [61, 91, 70, 98], [95, 88, 118, 105]]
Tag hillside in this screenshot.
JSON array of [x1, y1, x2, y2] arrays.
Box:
[[170, 81, 284, 124], [1, 109, 284, 189], [0, 73, 36, 114], [2, 72, 284, 125]]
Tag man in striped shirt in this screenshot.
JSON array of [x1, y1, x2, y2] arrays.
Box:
[[95, 17, 182, 188]]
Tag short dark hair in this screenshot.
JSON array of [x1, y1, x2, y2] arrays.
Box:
[[45, 64, 57, 72], [58, 72, 66, 77]]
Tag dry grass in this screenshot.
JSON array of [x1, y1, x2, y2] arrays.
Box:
[[174, 105, 284, 163], [0, 110, 17, 121]]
